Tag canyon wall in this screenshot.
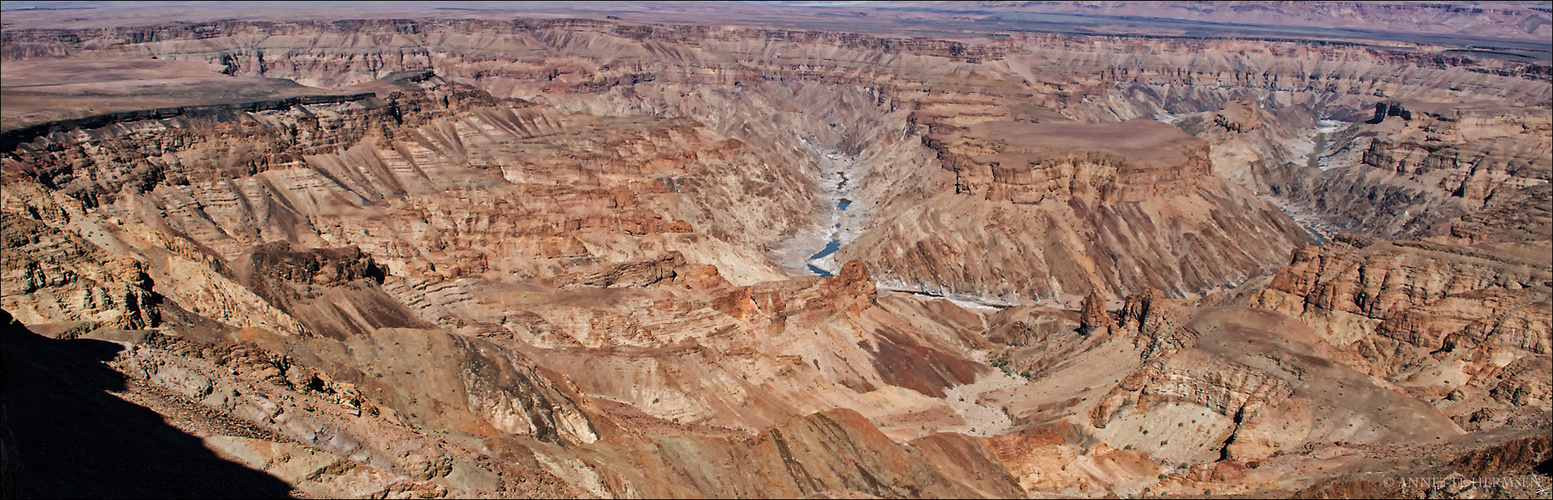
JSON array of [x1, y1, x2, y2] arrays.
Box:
[[2, 12, 1549, 499], [7, 18, 1549, 300]]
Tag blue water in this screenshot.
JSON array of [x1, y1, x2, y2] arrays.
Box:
[[806, 239, 843, 276], [807, 199, 852, 277]]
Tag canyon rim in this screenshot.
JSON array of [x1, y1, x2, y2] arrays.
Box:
[[1, 1, 1550, 498]]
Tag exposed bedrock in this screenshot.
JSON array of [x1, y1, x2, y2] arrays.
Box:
[[971, 285, 1520, 497], [2, 77, 806, 287], [8, 18, 1549, 301], [1088, 294, 1467, 465], [1256, 100, 1551, 241], [3, 13, 1551, 499], [0, 181, 160, 332], [1250, 235, 1553, 431], [843, 116, 1312, 302]]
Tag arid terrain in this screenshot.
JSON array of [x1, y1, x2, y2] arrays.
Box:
[[1, 1, 1549, 498]]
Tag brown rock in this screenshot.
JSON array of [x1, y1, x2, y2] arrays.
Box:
[[1079, 289, 1114, 336]]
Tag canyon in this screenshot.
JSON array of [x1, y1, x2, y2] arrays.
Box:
[[1, 2, 1549, 498]]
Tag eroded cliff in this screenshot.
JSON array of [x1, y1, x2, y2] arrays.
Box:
[[2, 8, 1549, 499]]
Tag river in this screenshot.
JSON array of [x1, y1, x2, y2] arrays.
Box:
[[1305, 119, 1344, 170], [806, 152, 853, 277]]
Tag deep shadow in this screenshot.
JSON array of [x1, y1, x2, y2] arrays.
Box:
[[0, 310, 294, 499]]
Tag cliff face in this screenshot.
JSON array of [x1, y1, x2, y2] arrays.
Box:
[[1252, 236, 1552, 432], [0, 65, 1002, 431], [842, 116, 1311, 302], [1256, 236, 1551, 351], [7, 17, 1548, 301], [3, 11, 1550, 499], [968, 283, 1537, 498], [3, 76, 809, 283], [1, 62, 1019, 499], [1259, 101, 1552, 241], [0, 182, 159, 332], [5, 310, 1021, 498]]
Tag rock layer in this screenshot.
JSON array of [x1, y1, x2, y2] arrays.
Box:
[[2, 8, 1550, 499]]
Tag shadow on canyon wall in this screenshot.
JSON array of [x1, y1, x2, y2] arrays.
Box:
[[0, 309, 294, 499]]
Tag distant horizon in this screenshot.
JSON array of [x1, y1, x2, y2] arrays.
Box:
[[3, 0, 1547, 54]]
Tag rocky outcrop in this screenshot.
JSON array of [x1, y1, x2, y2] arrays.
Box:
[[1293, 433, 1553, 499], [1078, 290, 1113, 336], [1118, 289, 1195, 362], [1248, 235, 1549, 442], [737, 260, 881, 321], [506, 259, 991, 436], [1490, 356, 1553, 408], [1089, 349, 1294, 433], [243, 242, 386, 290], [1084, 302, 1470, 465], [548, 251, 709, 290], [4, 10, 1551, 498], [846, 116, 1312, 302], [982, 302, 1103, 384], [1253, 236, 1551, 354], [0, 310, 316, 498], [234, 242, 427, 340], [1262, 101, 1551, 241], [495, 407, 1021, 499], [1365, 100, 1413, 124], [7, 308, 1021, 498], [986, 422, 1164, 496], [1, 92, 377, 151], [1173, 94, 1316, 197], [96, 322, 612, 493], [0, 186, 159, 332], [1075, 293, 1280, 469]]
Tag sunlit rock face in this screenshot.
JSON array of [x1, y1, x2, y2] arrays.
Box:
[[844, 116, 1312, 303], [2, 4, 1549, 499]]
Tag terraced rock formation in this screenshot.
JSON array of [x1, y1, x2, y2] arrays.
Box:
[[2, 3, 1549, 499]]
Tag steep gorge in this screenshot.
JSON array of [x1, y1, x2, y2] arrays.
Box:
[[2, 9, 1550, 499], [3, 20, 1300, 301]]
